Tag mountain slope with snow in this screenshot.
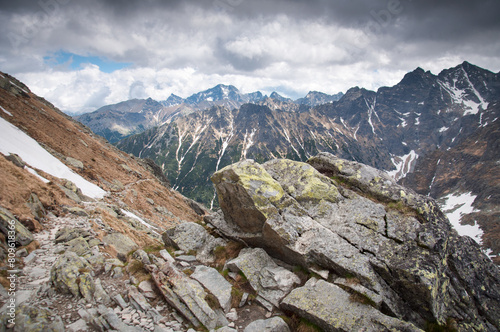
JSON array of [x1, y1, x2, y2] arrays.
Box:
[[117, 62, 500, 261]]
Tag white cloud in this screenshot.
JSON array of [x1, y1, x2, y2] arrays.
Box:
[[1, 1, 500, 114]]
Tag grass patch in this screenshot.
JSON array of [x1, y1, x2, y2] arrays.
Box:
[[231, 287, 243, 308], [425, 318, 458, 332], [287, 314, 322, 332], [183, 268, 194, 276], [205, 293, 220, 311], [126, 259, 145, 274], [229, 272, 256, 308], [212, 241, 244, 271], [143, 244, 164, 254], [349, 292, 377, 308], [385, 201, 417, 216]]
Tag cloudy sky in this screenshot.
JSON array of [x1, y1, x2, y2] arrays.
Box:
[[1, 0, 499, 114]]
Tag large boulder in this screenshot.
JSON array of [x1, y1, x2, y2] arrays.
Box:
[[210, 156, 500, 331], [162, 221, 226, 264], [0, 206, 34, 246], [50, 251, 95, 302], [281, 278, 421, 332], [146, 261, 227, 330], [103, 232, 138, 261], [191, 265, 233, 313], [243, 316, 291, 332]]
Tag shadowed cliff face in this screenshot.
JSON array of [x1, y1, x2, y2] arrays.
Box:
[[208, 154, 500, 331]]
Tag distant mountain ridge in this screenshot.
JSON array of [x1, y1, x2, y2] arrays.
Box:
[[115, 61, 500, 261], [76, 85, 343, 143]]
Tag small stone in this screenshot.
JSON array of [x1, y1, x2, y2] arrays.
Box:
[[159, 249, 175, 264], [226, 308, 238, 321], [112, 294, 128, 309], [239, 292, 249, 307], [112, 266, 124, 279], [16, 248, 28, 257]]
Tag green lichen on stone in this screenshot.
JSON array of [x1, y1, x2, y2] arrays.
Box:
[[264, 159, 340, 205]]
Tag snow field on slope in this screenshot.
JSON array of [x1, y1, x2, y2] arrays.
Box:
[[441, 192, 483, 245], [0, 116, 106, 199]]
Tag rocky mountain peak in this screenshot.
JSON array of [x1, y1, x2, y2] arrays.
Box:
[[269, 91, 292, 102]]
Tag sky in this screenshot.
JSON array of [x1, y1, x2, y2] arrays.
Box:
[[1, 0, 499, 114]]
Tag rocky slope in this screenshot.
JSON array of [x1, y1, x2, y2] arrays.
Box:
[[116, 62, 500, 261]]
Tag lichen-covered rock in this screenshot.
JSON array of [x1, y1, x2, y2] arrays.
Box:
[[162, 221, 226, 264], [66, 156, 84, 170], [55, 227, 92, 244], [191, 265, 233, 313], [243, 316, 291, 332], [50, 251, 95, 301], [103, 232, 138, 261], [162, 222, 208, 251], [307, 152, 447, 223], [210, 156, 500, 331], [0, 206, 34, 246], [26, 192, 46, 220], [226, 248, 300, 309], [0, 304, 65, 332], [281, 278, 422, 332], [146, 261, 225, 330], [211, 159, 284, 233], [65, 237, 91, 256], [133, 249, 151, 265]]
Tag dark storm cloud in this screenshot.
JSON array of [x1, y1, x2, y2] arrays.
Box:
[[0, 0, 499, 114]]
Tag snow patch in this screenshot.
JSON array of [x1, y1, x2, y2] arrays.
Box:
[[9, 81, 29, 94], [438, 126, 449, 132], [440, 192, 483, 244], [26, 167, 50, 183], [437, 69, 489, 116], [241, 128, 257, 160], [0, 105, 13, 117], [387, 150, 418, 182], [121, 209, 159, 234], [0, 117, 106, 199]]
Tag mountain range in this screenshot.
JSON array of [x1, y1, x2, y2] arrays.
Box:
[[76, 85, 343, 143], [1, 69, 500, 331], [109, 62, 500, 260]]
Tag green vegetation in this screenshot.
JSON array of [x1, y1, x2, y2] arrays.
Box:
[[212, 241, 244, 271], [348, 292, 377, 308], [143, 244, 164, 254], [286, 314, 322, 332], [425, 318, 458, 332]]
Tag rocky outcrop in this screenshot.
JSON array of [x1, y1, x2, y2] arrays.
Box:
[[0, 206, 34, 246], [281, 278, 422, 332], [226, 248, 300, 310], [103, 232, 139, 261], [210, 155, 500, 331], [146, 260, 227, 330], [243, 316, 291, 332], [50, 251, 95, 301], [162, 221, 226, 264]]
